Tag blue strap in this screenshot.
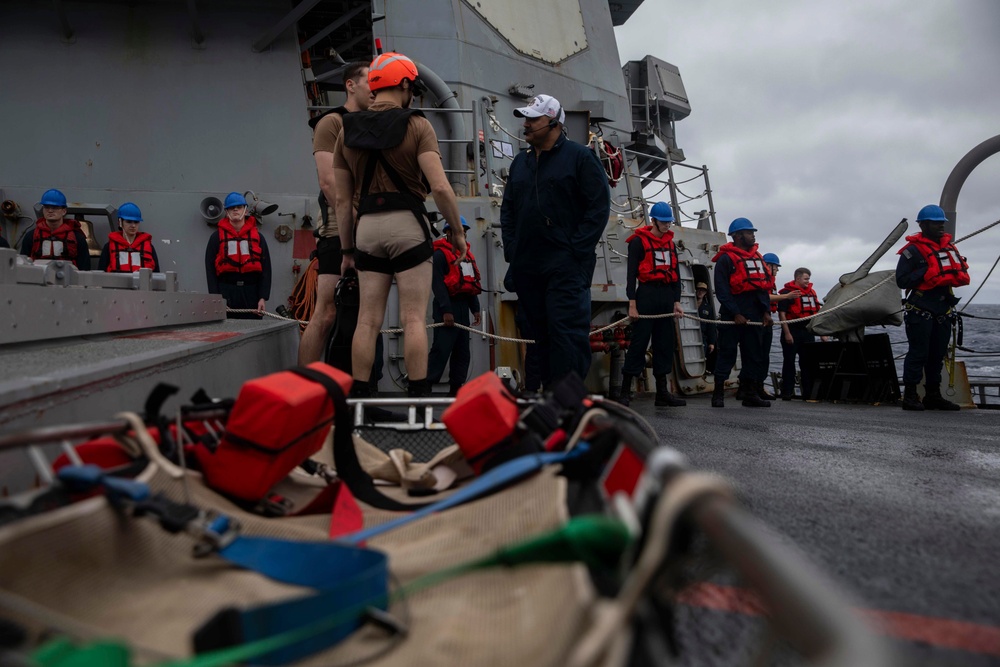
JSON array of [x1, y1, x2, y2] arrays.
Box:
[[55, 465, 390, 665], [200, 538, 388, 665], [57, 464, 150, 503], [217, 537, 385, 592], [343, 446, 588, 545]]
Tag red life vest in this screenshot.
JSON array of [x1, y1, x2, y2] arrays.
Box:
[[433, 238, 482, 297], [770, 285, 779, 313], [627, 226, 679, 283], [711, 243, 771, 294], [899, 233, 970, 290], [782, 280, 821, 320], [215, 217, 264, 275], [30, 219, 82, 266], [106, 231, 156, 272]]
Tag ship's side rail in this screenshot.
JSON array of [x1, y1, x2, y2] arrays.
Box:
[[966, 380, 1000, 409]]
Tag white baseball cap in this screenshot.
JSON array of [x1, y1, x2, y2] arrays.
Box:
[[513, 94, 565, 124]]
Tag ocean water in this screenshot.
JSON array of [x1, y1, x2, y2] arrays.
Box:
[[764, 303, 1000, 404]]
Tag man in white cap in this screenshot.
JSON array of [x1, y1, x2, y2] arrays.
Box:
[[500, 94, 610, 388]]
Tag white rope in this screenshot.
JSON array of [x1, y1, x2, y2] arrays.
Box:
[[229, 268, 896, 344], [955, 218, 1000, 244]]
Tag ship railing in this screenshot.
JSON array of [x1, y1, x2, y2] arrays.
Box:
[[619, 146, 718, 232]]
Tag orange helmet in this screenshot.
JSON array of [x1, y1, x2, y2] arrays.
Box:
[[368, 52, 419, 91]]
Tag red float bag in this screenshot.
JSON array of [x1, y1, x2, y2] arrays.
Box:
[[442, 372, 531, 474], [198, 363, 352, 502]]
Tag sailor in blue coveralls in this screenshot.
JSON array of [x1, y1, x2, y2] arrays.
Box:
[[711, 218, 773, 408], [500, 94, 611, 387], [427, 217, 482, 396]]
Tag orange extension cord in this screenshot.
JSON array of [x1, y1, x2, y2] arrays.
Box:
[[287, 258, 319, 332]]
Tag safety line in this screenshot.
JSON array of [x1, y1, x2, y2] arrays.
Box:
[[228, 273, 896, 344]]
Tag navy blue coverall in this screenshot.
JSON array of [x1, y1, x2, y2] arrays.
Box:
[[427, 249, 481, 392], [896, 243, 959, 386], [500, 134, 610, 387], [713, 254, 770, 386], [622, 237, 681, 377]]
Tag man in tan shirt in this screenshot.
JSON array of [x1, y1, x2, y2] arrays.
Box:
[[335, 52, 465, 398], [298, 62, 372, 365]]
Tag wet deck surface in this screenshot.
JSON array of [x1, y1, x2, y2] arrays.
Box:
[[629, 392, 1000, 665]]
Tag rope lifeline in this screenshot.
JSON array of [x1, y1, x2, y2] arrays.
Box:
[[227, 272, 894, 345]]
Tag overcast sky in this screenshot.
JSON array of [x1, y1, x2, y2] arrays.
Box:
[[615, 0, 1000, 303]]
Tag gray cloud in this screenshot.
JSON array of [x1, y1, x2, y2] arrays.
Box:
[[617, 0, 1000, 301]]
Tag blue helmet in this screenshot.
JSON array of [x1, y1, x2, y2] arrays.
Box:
[[40, 189, 67, 207], [728, 217, 757, 235], [762, 252, 780, 266], [649, 201, 674, 223], [916, 204, 948, 223], [443, 215, 471, 231], [117, 202, 142, 222], [224, 192, 247, 209]]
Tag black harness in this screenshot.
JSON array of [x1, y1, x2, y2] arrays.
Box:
[[342, 108, 435, 274]]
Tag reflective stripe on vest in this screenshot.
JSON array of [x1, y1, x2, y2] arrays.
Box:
[[628, 227, 678, 283], [783, 281, 821, 319], [712, 243, 771, 295], [107, 231, 155, 272], [904, 233, 970, 290], [31, 219, 81, 266], [215, 217, 264, 274], [434, 238, 482, 296]]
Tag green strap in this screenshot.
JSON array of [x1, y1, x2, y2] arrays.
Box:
[[31, 638, 131, 667]]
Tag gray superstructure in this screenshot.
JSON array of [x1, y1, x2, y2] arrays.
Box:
[[1, 0, 721, 401]]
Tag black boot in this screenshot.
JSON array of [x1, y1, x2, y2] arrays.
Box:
[[654, 375, 686, 407], [407, 378, 431, 398], [349, 379, 372, 398], [901, 383, 925, 411], [448, 383, 463, 398], [711, 383, 725, 408], [615, 374, 634, 407], [735, 382, 747, 401], [922, 384, 960, 411], [741, 382, 771, 408]]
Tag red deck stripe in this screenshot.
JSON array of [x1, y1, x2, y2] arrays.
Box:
[[677, 582, 1000, 657]]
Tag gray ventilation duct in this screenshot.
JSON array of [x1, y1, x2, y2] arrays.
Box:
[[415, 61, 468, 193]]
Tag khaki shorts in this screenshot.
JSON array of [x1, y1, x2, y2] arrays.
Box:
[[355, 209, 432, 274]]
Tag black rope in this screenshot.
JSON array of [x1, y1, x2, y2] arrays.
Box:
[[957, 346, 1000, 355], [957, 311, 1000, 322], [959, 251, 1000, 311]]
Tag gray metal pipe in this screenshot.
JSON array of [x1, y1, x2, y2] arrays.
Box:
[[939, 134, 1000, 238], [414, 61, 468, 192]]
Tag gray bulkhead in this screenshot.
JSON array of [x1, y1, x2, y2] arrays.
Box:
[[0, 0, 724, 396]]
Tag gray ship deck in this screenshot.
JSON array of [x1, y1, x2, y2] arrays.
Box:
[[626, 393, 1000, 665]]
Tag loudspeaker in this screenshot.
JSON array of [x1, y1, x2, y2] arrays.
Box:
[[244, 191, 278, 217], [200, 197, 223, 222], [250, 199, 279, 217]]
